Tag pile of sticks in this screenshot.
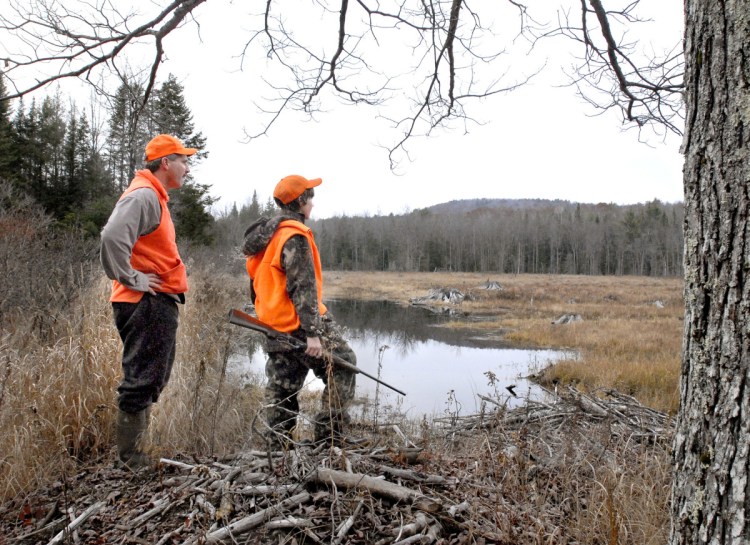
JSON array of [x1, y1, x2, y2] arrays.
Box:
[[3, 387, 674, 544]]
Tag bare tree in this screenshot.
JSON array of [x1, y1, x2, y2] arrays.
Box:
[[0, 0, 207, 106]]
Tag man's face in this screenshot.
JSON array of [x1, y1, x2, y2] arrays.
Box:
[[163, 155, 190, 189]]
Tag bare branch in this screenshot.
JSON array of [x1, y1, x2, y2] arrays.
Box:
[[239, 0, 537, 167], [535, 0, 684, 137], [0, 0, 206, 103], [0, 0, 682, 164]]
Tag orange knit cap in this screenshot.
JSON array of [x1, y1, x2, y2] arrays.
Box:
[[273, 175, 322, 205]]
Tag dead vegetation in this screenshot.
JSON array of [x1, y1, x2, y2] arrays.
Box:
[[0, 386, 672, 544], [0, 267, 680, 543]]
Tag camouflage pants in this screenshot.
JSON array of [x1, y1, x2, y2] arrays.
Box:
[[264, 319, 356, 444]]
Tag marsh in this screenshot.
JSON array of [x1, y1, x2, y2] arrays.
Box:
[[231, 299, 568, 417]]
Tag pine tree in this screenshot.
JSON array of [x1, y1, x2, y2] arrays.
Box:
[[0, 73, 15, 181], [61, 109, 87, 216], [151, 74, 214, 245], [108, 80, 150, 192], [151, 74, 206, 151], [243, 190, 262, 223], [37, 94, 68, 216], [12, 98, 45, 201]]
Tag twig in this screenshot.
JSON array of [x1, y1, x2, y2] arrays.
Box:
[[265, 516, 315, 530], [310, 468, 441, 512], [392, 535, 430, 545], [204, 491, 311, 543], [46, 501, 105, 545], [332, 500, 364, 545], [392, 424, 418, 448], [159, 458, 196, 471], [10, 518, 66, 543], [117, 497, 175, 531], [379, 465, 456, 485]]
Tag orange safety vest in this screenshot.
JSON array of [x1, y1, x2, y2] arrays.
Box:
[[246, 220, 327, 332], [110, 170, 188, 303]]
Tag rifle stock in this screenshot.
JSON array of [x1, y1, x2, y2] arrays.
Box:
[[228, 309, 406, 397]]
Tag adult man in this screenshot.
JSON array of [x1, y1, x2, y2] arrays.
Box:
[[243, 175, 358, 448], [100, 134, 197, 469]]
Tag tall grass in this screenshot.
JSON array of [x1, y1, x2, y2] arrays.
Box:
[[0, 277, 121, 500], [0, 263, 265, 502]]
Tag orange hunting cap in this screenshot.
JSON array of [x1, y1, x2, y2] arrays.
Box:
[[145, 134, 198, 161], [273, 174, 322, 205]]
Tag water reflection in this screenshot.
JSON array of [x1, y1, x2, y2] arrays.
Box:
[[234, 300, 567, 418]]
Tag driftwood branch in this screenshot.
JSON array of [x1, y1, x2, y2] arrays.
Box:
[[204, 491, 311, 543], [310, 468, 441, 512], [46, 502, 105, 545]]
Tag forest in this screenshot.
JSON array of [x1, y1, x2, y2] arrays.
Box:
[[0, 73, 683, 279]]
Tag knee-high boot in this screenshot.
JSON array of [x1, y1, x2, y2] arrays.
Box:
[[115, 407, 152, 470]]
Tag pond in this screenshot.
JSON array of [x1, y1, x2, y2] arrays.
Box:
[[230, 299, 569, 419]]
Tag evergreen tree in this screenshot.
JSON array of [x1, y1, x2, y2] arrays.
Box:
[[12, 99, 45, 202], [150, 74, 214, 245], [108, 80, 149, 192], [33, 94, 66, 215], [151, 74, 206, 151], [242, 190, 262, 223], [0, 73, 15, 181], [78, 123, 116, 236], [61, 109, 88, 216]]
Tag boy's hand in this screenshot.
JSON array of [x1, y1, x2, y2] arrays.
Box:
[[305, 337, 323, 358]]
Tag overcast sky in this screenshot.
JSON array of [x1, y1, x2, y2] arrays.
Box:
[[7, 0, 685, 219], [149, 1, 682, 219]]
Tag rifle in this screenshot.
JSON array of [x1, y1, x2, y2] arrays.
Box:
[[227, 308, 407, 397]]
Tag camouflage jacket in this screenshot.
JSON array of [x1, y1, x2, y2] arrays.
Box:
[[242, 212, 324, 344]]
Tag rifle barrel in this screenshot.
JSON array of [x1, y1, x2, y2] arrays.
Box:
[[228, 309, 406, 396]]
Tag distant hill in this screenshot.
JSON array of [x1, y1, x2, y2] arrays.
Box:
[[418, 198, 573, 215]]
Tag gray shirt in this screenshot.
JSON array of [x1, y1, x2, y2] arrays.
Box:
[[100, 187, 162, 293]]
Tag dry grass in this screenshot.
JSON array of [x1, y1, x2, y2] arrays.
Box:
[[0, 268, 677, 543], [324, 271, 683, 413], [0, 267, 263, 501], [0, 278, 121, 500]]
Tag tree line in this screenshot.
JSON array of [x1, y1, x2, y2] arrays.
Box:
[[1, 73, 682, 277], [213, 198, 683, 277], [0, 73, 215, 244]]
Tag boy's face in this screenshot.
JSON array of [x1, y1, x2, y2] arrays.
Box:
[[301, 196, 314, 220]]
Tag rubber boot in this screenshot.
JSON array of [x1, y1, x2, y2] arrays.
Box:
[[115, 408, 152, 470]]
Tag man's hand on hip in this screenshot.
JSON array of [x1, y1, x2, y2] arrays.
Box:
[[145, 273, 163, 296]]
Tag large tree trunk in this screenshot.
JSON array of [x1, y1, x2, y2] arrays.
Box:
[[671, 2, 750, 544]]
